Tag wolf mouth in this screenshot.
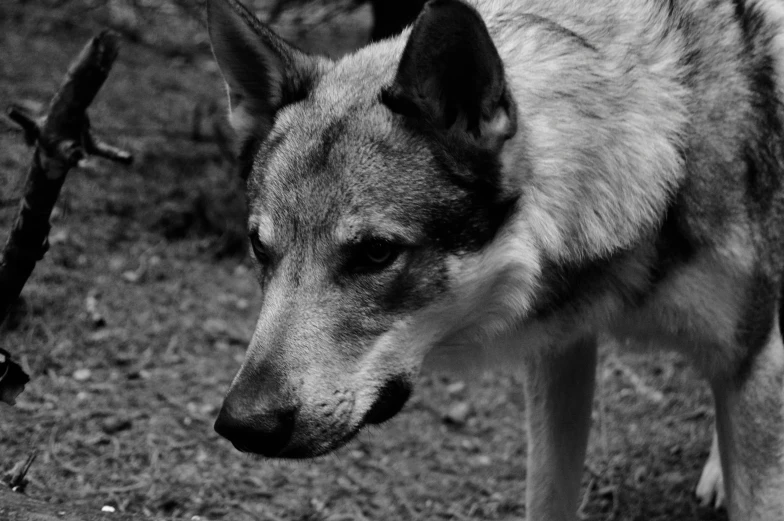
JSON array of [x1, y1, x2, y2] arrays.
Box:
[[232, 421, 365, 460], [225, 377, 413, 459]]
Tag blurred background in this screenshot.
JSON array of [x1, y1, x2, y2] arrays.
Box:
[[0, 1, 723, 519]]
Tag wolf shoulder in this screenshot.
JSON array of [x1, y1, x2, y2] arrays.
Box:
[[470, 0, 784, 246]]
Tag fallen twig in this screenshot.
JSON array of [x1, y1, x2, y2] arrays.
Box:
[[577, 476, 596, 520], [1, 30, 132, 324], [2, 451, 38, 493], [0, 31, 132, 403]]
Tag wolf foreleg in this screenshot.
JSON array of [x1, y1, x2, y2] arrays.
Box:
[[711, 316, 784, 520], [523, 336, 597, 521]]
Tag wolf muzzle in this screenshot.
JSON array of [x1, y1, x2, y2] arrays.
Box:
[[214, 397, 298, 457], [213, 362, 300, 457], [214, 361, 414, 458]]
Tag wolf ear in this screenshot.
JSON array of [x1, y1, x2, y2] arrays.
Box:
[[381, 0, 516, 152], [207, 0, 321, 142]]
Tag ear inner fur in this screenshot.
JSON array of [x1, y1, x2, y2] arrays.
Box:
[[207, 0, 324, 143], [381, 0, 516, 150]]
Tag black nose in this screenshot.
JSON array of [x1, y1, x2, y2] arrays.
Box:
[[214, 400, 297, 456]]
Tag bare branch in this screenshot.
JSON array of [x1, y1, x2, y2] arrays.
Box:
[[83, 128, 133, 164], [0, 31, 133, 402], [5, 107, 41, 146]]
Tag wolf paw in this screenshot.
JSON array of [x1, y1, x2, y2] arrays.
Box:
[[695, 448, 725, 509]]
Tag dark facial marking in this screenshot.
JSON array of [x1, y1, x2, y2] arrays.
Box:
[[421, 130, 518, 254], [330, 248, 450, 345], [302, 116, 348, 175]]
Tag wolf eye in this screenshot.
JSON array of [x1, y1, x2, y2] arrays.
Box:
[[248, 232, 269, 264], [349, 239, 401, 273]]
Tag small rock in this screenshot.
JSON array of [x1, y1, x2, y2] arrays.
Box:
[[661, 471, 686, 485], [102, 416, 132, 435], [53, 339, 74, 354], [72, 368, 92, 381], [202, 318, 229, 337], [350, 450, 365, 460], [475, 455, 492, 466], [126, 370, 142, 380], [446, 381, 466, 395], [122, 270, 141, 283], [49, 229, 69, 245], [461, 438, 480, 452], [109, 256, 125, 272], [87, 328, 126, 343], [196, 449, 209, 463], [633, 465, 647, 484], [443, 401, 471, 426], [213, 340, 231, 351], [84, 294, 106, 328]]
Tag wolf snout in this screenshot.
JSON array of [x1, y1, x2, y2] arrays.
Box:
[[213, 365, 299, 456], [214, 395, 298, 456]]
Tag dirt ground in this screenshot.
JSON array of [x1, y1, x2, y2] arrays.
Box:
[[0, 2, 728, 520]]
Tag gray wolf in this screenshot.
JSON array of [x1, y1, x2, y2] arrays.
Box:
[[207, 0, 784, 518]]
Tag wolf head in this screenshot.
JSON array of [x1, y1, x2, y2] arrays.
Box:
[[207, 0, 528, 458], [207, 0, 693, 459]]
